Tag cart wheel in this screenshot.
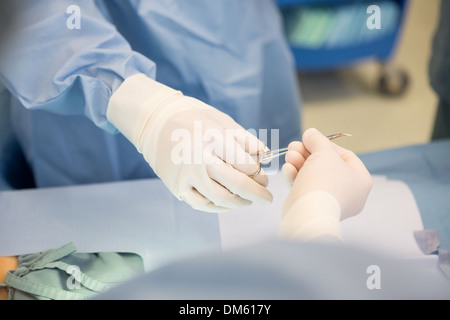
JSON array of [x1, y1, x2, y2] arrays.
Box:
[[377, 66, 409, 96]]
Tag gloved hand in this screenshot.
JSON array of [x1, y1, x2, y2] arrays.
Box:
[[279, 128, 373, 241], [281, 140, 310, 188], [107, 74, 272, 213]]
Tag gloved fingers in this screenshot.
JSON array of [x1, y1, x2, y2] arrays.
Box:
[[285, 149, 306, 171], [211, 131, 267, 185], [334, 144, 361, 167], [182, 188, 231, 213], [332, 143, 372, 180], [233, 128, 267, 155], [302, 128, 334, 154], [202, 121, 268, 185], [281, 162, 298, 187], [332, 143, 360, 164], [225, 128, 269, 187], [250, 167, 269, 187], [207, 162, 273, 205], [303, 129, 369, 177], [202, 107, 263, 155], [287, 141, 310, 159], [192, 170, 254, 210]]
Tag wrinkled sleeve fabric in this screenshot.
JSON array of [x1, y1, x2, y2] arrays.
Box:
[[0, 0, 156, 134]]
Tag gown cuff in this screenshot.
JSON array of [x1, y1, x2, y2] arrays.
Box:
[[279, 191, 343, 243], [106, 73, 183, 145]]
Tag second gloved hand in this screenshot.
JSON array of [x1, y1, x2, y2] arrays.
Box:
[[279, 128, 373, 242], [107, 74, 272, 213], [281, 128, 373, 221]]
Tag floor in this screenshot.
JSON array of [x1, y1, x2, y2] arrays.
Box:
[[298, 0, 441, 154]]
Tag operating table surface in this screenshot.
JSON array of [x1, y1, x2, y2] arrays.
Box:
[[0, 139, 449, 294]]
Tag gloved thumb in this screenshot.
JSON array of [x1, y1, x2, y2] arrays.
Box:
[[281, 162, 297, 188], [302, 128, 333, 154]]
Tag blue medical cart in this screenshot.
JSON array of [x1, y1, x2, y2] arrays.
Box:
[[278, 0, 410, 95]]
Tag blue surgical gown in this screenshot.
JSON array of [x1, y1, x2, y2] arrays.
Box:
[[0, 0, 301, 188]]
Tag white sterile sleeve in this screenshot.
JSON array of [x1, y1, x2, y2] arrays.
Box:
[[279, 191, 343, 243], [106, 73, 184, 146]]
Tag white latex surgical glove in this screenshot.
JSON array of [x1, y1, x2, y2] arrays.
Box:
[[107, 74, 272, 213], [279, 128, 373, 242]]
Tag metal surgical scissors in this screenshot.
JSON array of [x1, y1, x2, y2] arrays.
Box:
[[249, 133, 352, 177]]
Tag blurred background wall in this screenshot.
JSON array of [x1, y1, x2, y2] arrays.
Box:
[[285, 0, 440, 154]]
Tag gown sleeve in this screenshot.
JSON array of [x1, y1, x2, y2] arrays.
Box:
[[0, 0, 157, 134]]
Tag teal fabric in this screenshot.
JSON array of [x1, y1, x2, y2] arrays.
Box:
[[2, 242, 144, 300]]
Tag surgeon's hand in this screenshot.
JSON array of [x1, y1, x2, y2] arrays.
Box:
[[279, 128, 372, 241], [282, 128, 372, 220], [107, 74, 272, 213]]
